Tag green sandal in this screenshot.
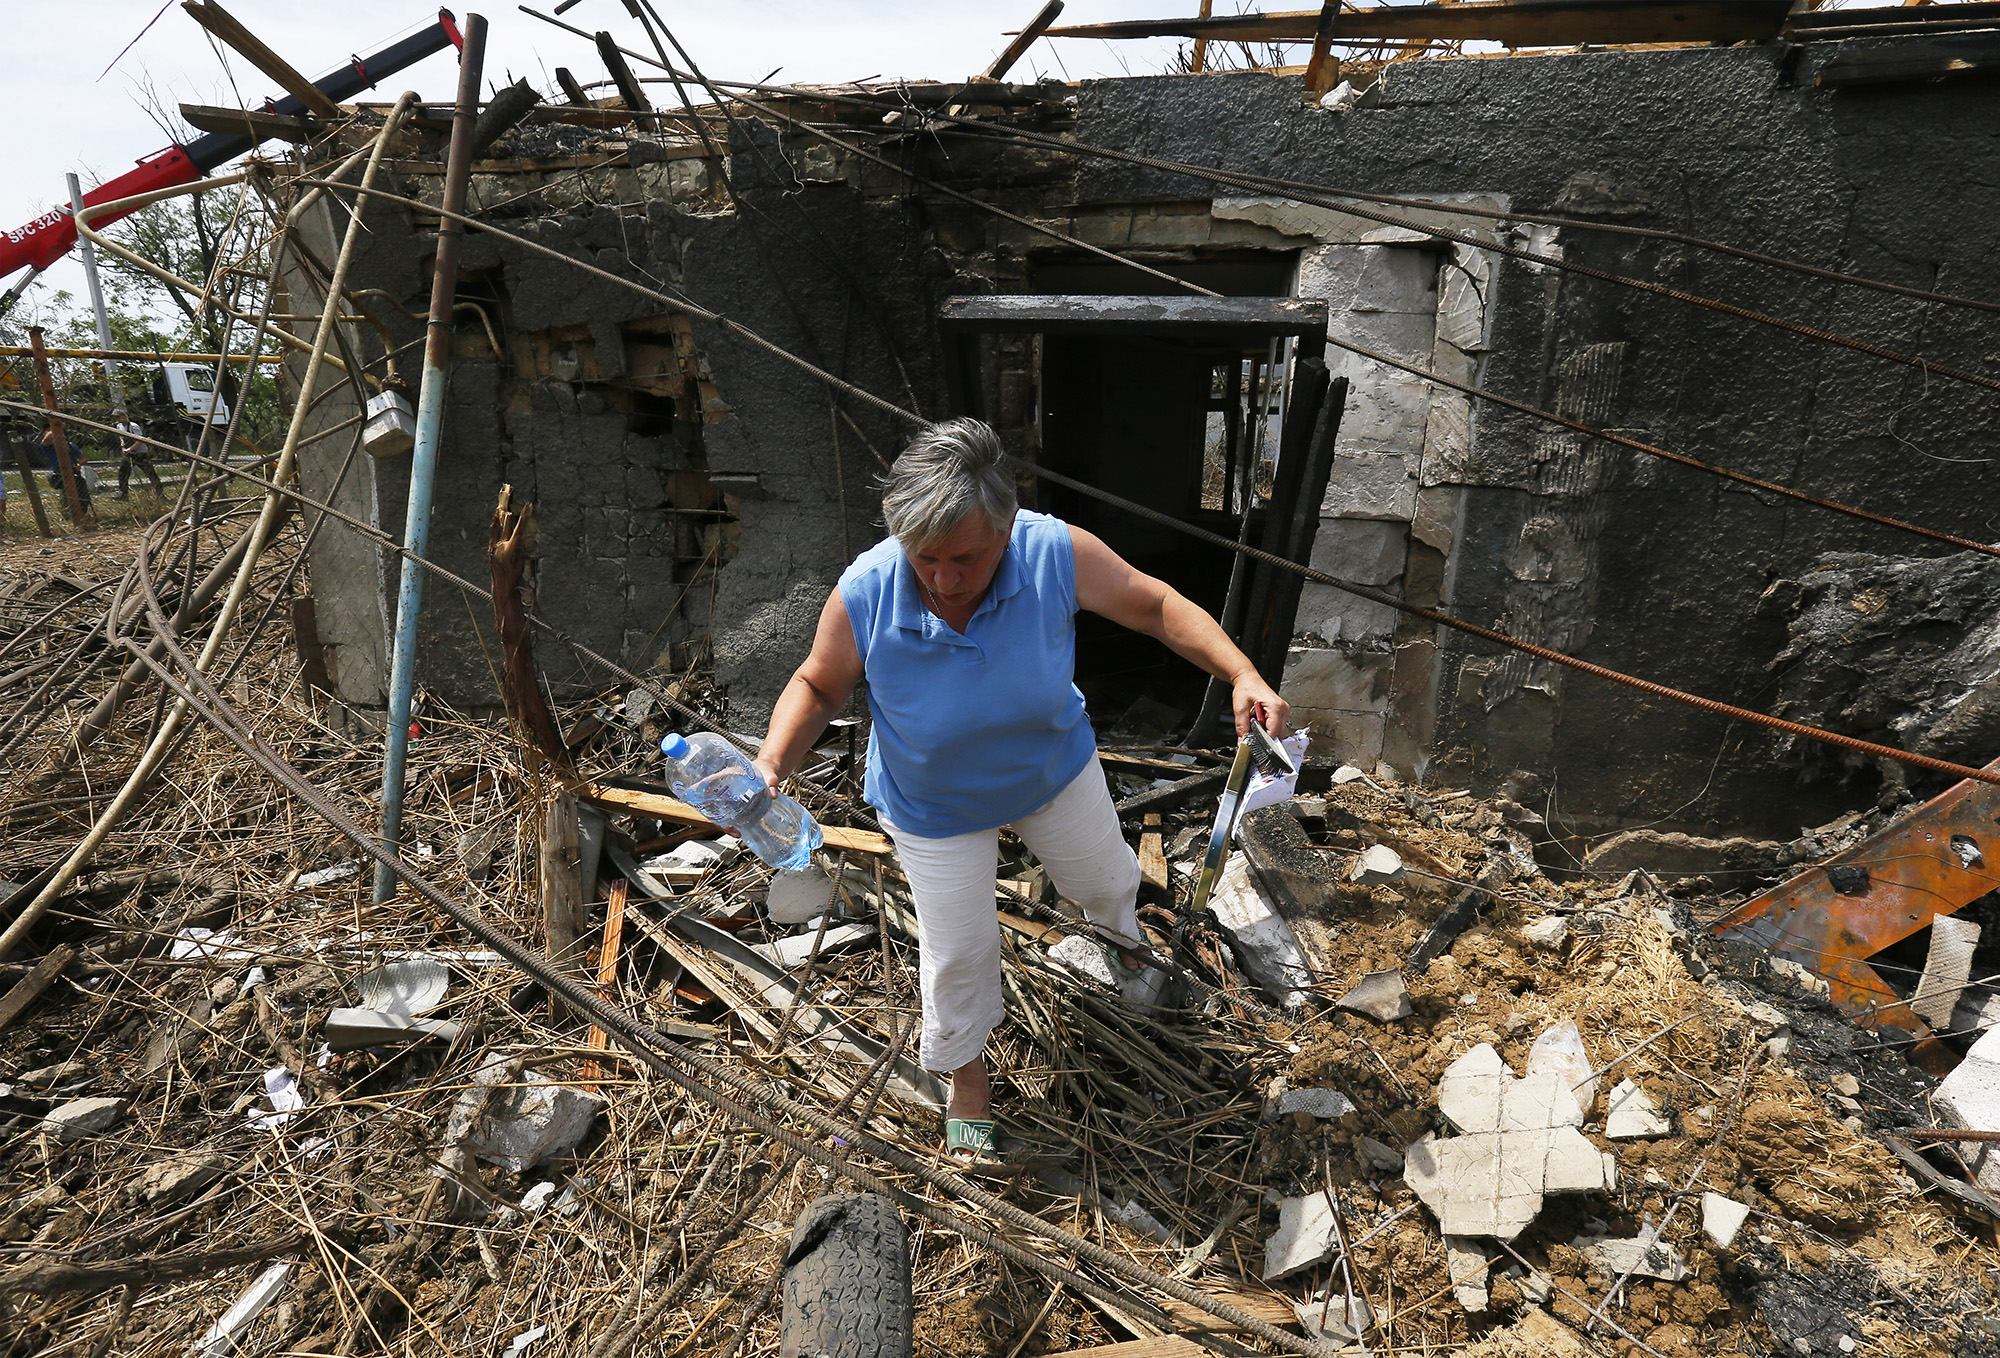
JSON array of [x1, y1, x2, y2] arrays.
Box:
[[944, 1117, 1002, 1166]]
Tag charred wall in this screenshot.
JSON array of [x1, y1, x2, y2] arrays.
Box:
[[296, 44, 2000, 837]]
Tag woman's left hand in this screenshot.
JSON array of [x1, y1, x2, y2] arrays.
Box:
[[1231, 674, 1290, 739]]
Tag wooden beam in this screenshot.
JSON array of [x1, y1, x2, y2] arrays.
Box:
[[0, 946, 77, 1035], [1139, 813, 1169, 893], [1051, 1338, 1208, 1358], [580, 878, 629, 1082], [1039, 1, 1793, 48], [566, 781, 894, 856], [182, 2, 342, 120], [179, 102, 319, 143], [1303, 0, 1341, 96], [1816, 33, 2000, 87], [985, 0, 1066, 80]]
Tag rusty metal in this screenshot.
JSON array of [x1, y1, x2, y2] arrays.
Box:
[[1897, 1128, 2000, 1144], [27, 326, 87, 524], [1711, 755, 2000, 1075]]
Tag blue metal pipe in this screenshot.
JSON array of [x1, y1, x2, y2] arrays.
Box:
[[375, 13, 487, 903]]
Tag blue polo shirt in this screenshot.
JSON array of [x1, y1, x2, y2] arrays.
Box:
[[839, 510, 1096, 838]]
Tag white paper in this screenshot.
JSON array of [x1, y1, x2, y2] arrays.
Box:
[[198, 1261, 292, 1356], [1234, 728, 1312, 832], [247, 1067, 305, 1132]]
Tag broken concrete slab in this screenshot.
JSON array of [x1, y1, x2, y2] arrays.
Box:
[[1347, 844, 1405, 885], [17, 1060, 89, 1090], [1206, 855, 1314, 1009], [1604, 1079, 1671, 1140], [39, 1095, 126, 1142], [1702, 1191, 1751, 1249], [132, 1147, 230, 1205], [1278, 1086, 1357, 1121], [1049, 934, 1118, 987], [1294, 1293, 1371, 1344], [1411, 1045, 1609, 1239], [1521, 916, 1569, 951], [457, 1066, 606, 1174], [1336, 969, 1412, 1022], [1578, 1230, 1690, 1282], [1913, 913, 1981, 1029], [1262, 1192, 1340, 1280], [1934, 1025, 2000, 1193], [1447, 1235, 1494, 1312], [1357, 1136, 1405, 1175]]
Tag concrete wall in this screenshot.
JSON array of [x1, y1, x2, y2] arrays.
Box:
[[300, 45, 2000, 835], [1074, 49, 2000, 835]]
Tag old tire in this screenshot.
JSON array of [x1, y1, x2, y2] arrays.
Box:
[[778, 1191, 913, 1358]]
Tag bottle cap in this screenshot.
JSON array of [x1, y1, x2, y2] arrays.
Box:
[[659, 733, 688, 759]]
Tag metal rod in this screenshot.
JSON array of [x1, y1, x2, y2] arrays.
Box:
[[66, 173, 126, 423], [375, 14, 488, 904], [27, 326, 88, 523]]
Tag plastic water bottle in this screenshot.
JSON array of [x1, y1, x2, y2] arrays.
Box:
[[658, 732, 823, 872]]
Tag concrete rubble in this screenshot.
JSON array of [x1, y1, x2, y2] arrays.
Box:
[[1404, 1044, 1608, 1240], [1603, 1078, 1671, 1140], [1334, 968, 1412, 1022]]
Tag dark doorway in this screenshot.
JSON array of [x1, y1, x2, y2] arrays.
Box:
[[1029, 255, 1299, 732]]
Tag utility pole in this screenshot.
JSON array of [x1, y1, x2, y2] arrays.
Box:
[[27, 326, 87, 524], [66, 173, 127, 423]]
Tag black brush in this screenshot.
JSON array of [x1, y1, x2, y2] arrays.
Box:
[[1244, 703, 1294, 779]]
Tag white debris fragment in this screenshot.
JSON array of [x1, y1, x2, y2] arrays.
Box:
[[1294, 1292, 1371, 1343], [456, 1063, 606, 1173], [1278, 1087, 1357, 1121], [1522, 916, 1570, 951], [1106, 1197, 1175, 1244], [758, 923, 876, 969], [1332, 764, 1369, 785], [38, 1096, 126, 1142], [1604, 1079, 1671, 1140], [1336, 969, 1412, 1022], [1702, 1192, 1752, 1249], [1263, 1193, 1340, 1280], [764, 865, 833, 924], [1578, 1230, 1690, 1282], [1407, 1044, 1607, 1240], [1913, 914, 1981, 1029], [1206, 855, 1313, 1008], [295, 861, 360, 890], [1049, 933, 1119, 987], [1447, 1235, 1494, 1312], [17, 1060, 88, 1089], [500, 1324, 550, 1358], [1934, 1025, 2000, 1193], [248, 1068, 304, 1132], [198, 1262, 292, 1358], [1347, 844, 1405, 885], [1356, 1136, 1405, 1175], [1525, 1021, 1597, 1118]]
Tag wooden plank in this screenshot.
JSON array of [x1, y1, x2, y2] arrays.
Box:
[[0, 946, 77, 1035], [1786, 2, 2000, 36], [1039, 0, 1791, 47], [1303, 1, 1342, 96], [1052, 1338, 1207, 1358], [179, 102, 319, 143], [938, 295, 1329, 341], [1817, 33, 2000, 87], [567, 781, 893, 856], [1160, 1287, 1298, 1330], [182, 2, 342, 120], [581, 878, 630, 1082], [1139, 813, 1169, 893], [985, 0, 1067, 80]]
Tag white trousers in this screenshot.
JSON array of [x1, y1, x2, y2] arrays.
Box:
[[885, 759, 1142, 1074]]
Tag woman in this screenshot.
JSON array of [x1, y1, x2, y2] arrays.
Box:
[[755, 418, 1289, 1160]]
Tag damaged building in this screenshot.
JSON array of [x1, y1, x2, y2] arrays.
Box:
[[12, 4, 2000, 1358], [295, 11, 2000, 843]]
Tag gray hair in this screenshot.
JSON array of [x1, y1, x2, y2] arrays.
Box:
[[880, 418, 1017, 550]]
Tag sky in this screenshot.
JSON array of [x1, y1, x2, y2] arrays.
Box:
[[0, 0, 1220, 323]]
